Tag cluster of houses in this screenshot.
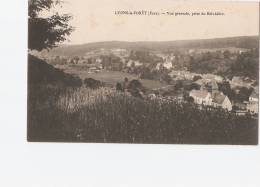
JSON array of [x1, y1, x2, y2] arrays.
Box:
[[156, 68, 258, 114], [189, 86, 233, 111], [166, 67, 258, 114], [189, 80, 258, 114]]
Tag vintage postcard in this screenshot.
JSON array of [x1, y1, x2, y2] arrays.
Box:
[[28, 0, 259, 144]]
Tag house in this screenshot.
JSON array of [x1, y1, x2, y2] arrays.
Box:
[[247, 92, 258, 113], [249, 91, 258, 102], [233, 101, 247, 111], [169, 70, 195, 80], [231, 76, 242, 84], [189, 90, 212, 105], [88, 66, 101, 73], [77, 59, 87, 64], [195, 79, 206, 86], [230, 76, 251, 88], [95, 57, 102, 63], [163, 61, 173, 69], [155, 63, 163, 70], [247, 102, 258, 114], [189, 89, 232, 111], [126, 60, 143, 67], [203, 74, 223, 83], [111, 48, 128, 57], [194, 78, 211, 89], [212, 92, 232, 111], [239, 49, 248, 54]]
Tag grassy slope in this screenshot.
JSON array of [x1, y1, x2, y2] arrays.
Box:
[[28, 86, 258, 144]]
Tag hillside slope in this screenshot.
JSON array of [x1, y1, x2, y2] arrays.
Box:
[[28, 55, 82, 87], [40, 36, 259, 56]]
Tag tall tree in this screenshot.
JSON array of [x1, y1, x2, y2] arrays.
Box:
[[28, 0, 74, 51]]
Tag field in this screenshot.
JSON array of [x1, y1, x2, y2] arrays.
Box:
[[58, 65, 166, 89]]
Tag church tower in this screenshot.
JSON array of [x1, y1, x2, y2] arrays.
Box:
[[211, 81, 219, 97]]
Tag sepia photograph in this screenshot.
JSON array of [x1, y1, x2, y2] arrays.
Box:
[[27, 0, 259, 144]]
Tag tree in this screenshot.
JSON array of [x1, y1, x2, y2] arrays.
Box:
[[116, 82, 123, 92], [174, 80, 183, 91], [223, 50, 231, 59], [218, 81, 235, 100], [127, 79, 145, 98], [193, 75, 202, 82], [161, 74, 172, 84], [28, 0, 74, 51], [186, 96, 194, 103], [84, 78, 102, 89], [236, 87, 253, 102], [185, 83, 200, 91]]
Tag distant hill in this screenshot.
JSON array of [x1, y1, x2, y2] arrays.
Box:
[[40, 36, 259, 56]]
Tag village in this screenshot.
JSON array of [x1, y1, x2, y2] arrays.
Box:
[[35, 47, 259, 115]]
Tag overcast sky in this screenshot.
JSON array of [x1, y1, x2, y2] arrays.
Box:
[[53, 0, 259, 44]]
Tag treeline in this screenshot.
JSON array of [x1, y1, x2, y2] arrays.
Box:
[[124, 48, 258, 82], [129, 50, 162, 63], [230, 49, 259, 79], [188, 48, 259, 80]]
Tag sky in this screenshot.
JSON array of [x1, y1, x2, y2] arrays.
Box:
[[51, 0, 259, 44]]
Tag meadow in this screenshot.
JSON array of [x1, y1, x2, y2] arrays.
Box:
[[60, 65, 166, 89], [28, 86, 258, 144]]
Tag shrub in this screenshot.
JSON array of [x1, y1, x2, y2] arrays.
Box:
[[84, 78, 102, 89]]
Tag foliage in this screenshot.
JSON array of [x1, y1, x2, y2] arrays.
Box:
[[218, 81, 235, 100], [174, 80, 184, 91], [126, 79, 145, 98], [218, 81, 254, 102], [129, 50, 162, 63], [193, 75, 202, 82], [186, 96, 194, 103], [28, 0, 74, 50], [187, 49, 259, 80], [84, 78, 102, 89], [184, 83, 200, 91], [236, 87, 254, 102], [161, 74, 172, 84], [139, 67, 158, 79], [230, 49, 259, 79], [116, 82, 123, 91]]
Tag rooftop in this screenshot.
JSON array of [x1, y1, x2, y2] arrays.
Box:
[[250, 92, 258, 99], [190, 90, 209, 99]]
